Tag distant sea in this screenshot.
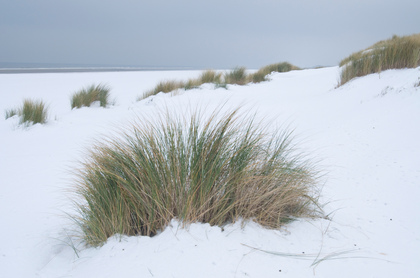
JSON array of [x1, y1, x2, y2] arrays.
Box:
[[0, 62, 193, 74]]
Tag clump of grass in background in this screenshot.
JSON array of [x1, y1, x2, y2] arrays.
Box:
[[261, 62, 300, 74], [249, 71, 267, 83], [339, 33, 420, 86], [224, 67, 249, 85], [71, 84, 110, 109], [4, 99, 48, 125], [72, 107, 322, 247], [250, 62, 300, 83], [199, 69, 222, 84], [184, 70, 224, 90], [183, 78, 201, 90]]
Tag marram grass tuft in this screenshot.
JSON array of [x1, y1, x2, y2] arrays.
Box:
[[223, 67, 249, 85], [4, 99, 48, 126], [71, 107, 322, 247], [71, 84, 110, 109]]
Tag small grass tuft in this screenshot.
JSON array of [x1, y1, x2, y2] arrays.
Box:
[[71, 106, 322, 247], [20, 99, 48, 124], [183, 78, 201, 90], [5, 99, 48, 125], [199, 70, 222, 84], [339, 33, 420, 86], [261, 62, 300, 74], [184, 70, 223, 90], [224, 67, 249, 85], [71, 84, 110, 109], [4, 108, 18, 120], [250, 71, 268, 83]]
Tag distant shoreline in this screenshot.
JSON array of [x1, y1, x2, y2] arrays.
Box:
[[0, 67, 194, 74]]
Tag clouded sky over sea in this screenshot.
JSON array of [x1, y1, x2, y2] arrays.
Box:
[[1, 0, 419, 69]]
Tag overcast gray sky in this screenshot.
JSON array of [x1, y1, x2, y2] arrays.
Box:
[[1, 0, 419, 69]]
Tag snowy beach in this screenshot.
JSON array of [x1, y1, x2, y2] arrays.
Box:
[[1, 66, 419, 277]]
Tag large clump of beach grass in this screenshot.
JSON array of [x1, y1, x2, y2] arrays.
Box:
[[71, 106, 322, 247], [339, 33, 420, 86]]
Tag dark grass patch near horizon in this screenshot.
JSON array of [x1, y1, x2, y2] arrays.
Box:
[[71, 106, 323, 247]]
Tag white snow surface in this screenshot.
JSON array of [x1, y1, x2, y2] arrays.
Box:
[[1, 67, 419, 277]]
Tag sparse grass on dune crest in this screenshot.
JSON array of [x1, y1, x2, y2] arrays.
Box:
[[4, 99, 48, 125], [138, 62, 300, 100], [339, 33, 420, 86], [71, 84, 110, 109], [250, 62, 301, 83], [72, 106, 322, 247], [140, 70, 224, 100], [142, 80, 186, 100]]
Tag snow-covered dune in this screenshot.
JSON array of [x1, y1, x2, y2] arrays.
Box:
[[1, 66, 419, 277]]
